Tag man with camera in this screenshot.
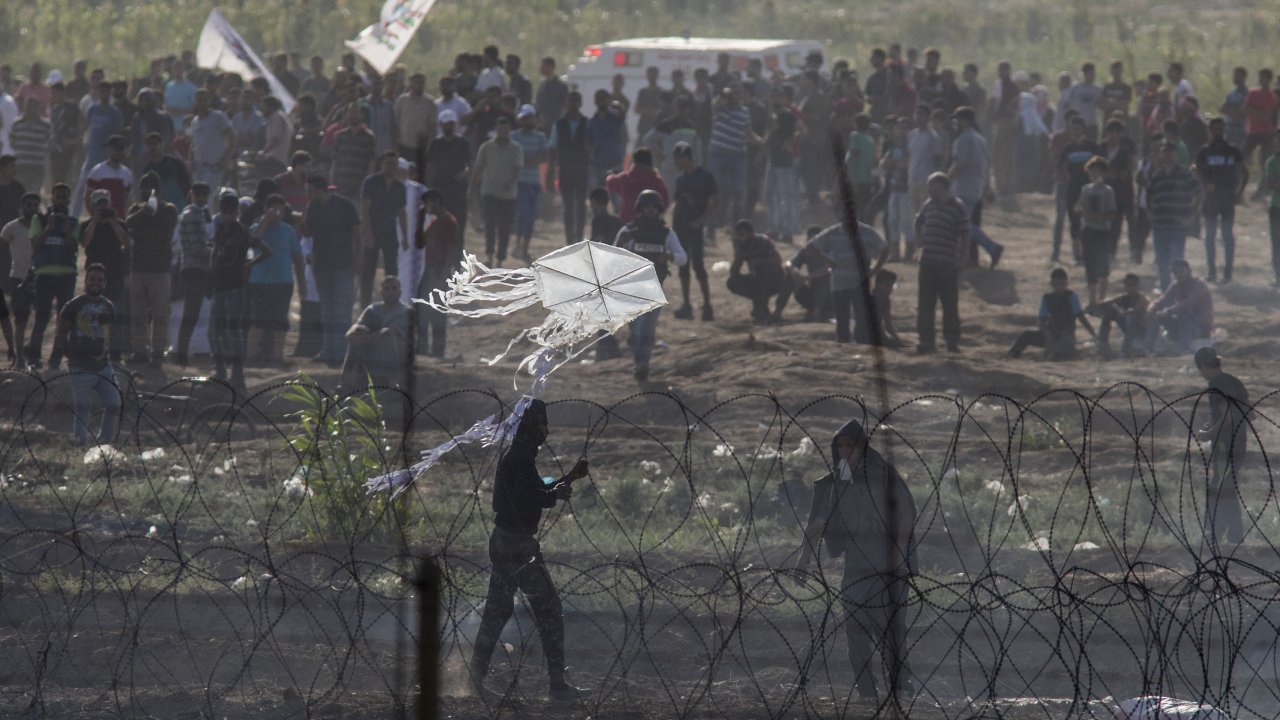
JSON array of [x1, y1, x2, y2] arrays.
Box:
[[80, 188, 130, 362], [25, 183, 79, 369]]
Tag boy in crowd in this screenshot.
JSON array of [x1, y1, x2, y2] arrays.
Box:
[[1075, 156, 1116, 306], [588, 187, 622, 245], [1008, 268, 1097, 359], [871, 268, 902, 347]]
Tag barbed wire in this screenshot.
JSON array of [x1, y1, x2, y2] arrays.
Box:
[[2, 368, 1278, 719]]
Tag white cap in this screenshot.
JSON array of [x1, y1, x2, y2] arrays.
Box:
[[516, 103, 537, 120], [438, 109, 458, 124], [46, 69, 64, 84]]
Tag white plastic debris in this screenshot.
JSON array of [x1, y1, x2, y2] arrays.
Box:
[[711, 260, 731, 273], [146, 525, 159, 538], [1115, 696, 1229, 720], [1021, 537, 1050, 551], [791, 438, 816, 457], [82, 446, 125, 465], [140, 448, 166, 461], [282, 475, 314, 500], [984, 480, 1005, 495], [1007, 494, 1032, 517], [639, 460, 661, 475], [1074, 541, 1100, 551], [712, 443, 734, 457]]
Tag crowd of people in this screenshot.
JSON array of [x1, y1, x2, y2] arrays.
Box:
[[0, 43, 1277, 439], [0, 43, 1262, 705]]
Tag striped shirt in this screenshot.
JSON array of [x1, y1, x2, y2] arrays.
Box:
[[915, 196, 970, 267], [709, 106, 751, 154], [9, 117, 50, 179], [177, 203, 215, 272], [1146, 165, 1200, 230], [331, 126, 377, 196]]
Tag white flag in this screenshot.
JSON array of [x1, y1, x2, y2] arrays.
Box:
[[197, 9, 296, 113], [345, 0, 438, 76]]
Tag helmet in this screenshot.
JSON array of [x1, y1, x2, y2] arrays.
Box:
[[634, 189, 665, 214]]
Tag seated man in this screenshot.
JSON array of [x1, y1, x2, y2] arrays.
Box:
[[1144, 259, 1213, 355], [726, 219, 785, 324], [1090, 272, 1149, 358], [340, 275, 413, 391], [1008, 267, 1096, 359]]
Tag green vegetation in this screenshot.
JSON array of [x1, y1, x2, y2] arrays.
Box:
[[2, 0, 1274, 105]]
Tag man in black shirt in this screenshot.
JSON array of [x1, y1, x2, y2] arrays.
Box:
[[670, 142, 719, 322], [1194, 118, 1248, 283], [124, 173, 178, 365], [304, 176, 361, 366], [80, 189, 130, 362], [209, 192, 268, 390], [1194, 347, 1251, 549], [547, 91, 590, 245], [470, 399, 590, 700], [423, 110, 470, 241]]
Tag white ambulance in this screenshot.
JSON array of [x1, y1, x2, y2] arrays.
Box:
[[565, 36, 822, 140]]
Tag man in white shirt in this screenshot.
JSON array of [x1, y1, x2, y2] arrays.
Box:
[[1068, 62, 1103, 139], [475, 45, 507, 93], [0, 89, 18, 155]]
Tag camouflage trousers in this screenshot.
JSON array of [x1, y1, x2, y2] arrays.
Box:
[[470, 527, 566, 681]]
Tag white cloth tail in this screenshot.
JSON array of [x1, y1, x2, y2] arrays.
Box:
[[365, 395, 535, 498], [418, 253, 540, 319]]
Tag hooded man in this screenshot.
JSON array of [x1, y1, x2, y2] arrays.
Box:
[[796, 417, 917, 701], [1193, 346, 1251, 550], [470, 399, 590, 701]]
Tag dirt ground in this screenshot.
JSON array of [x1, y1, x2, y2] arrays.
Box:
[[224, 192, 1280, 413]]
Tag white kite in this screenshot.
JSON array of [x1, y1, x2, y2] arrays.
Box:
[[428, 240, 667, 380], [364, 241, 666, 497]]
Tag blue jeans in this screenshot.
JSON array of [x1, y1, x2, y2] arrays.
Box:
[[69, 364, 121, 446], [314, 267, 355, 362], [886, 190, 910, 251], [1052, 181, 1068, 259], [1203, 203, 1236, 280], [707, 148, 747, 235], [959, 195, 1001, 259], [1145, 310, 1210, 354], [628, 307, 661, 367], [209, 287, 246, 377], [765, 164, 798, 237], [516, 181, 542, 241], [1151, 226, 1187, 293]]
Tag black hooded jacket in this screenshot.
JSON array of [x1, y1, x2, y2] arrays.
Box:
[[492, 400, 559, 535], [807, 418, 917, 573]]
